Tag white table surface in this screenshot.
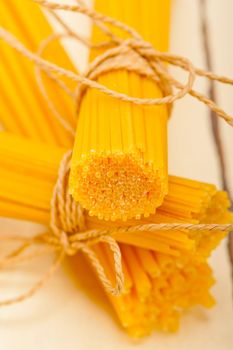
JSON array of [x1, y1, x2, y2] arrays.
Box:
[[0, 1, 233, 349]]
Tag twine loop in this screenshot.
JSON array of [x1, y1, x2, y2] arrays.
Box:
[[59, 231, 75, 256]]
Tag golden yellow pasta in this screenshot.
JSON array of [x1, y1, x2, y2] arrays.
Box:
[[1, 132, 231, 256], [69, 0, 170, 220], [0, 0, 76, 147], [0, 133, 231, 337]]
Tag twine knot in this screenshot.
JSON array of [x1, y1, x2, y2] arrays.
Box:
[[59, 231, 75, 256], [75, 35, 176, 116]]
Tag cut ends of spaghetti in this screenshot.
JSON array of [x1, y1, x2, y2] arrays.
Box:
[[69, 151, 167, 221]]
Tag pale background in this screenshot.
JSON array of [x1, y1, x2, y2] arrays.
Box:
[[0, 0, 233, 349]]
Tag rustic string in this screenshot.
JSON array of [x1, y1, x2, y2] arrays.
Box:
[[0, 0, 233, 306]]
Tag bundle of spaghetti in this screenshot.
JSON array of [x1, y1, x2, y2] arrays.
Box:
[[92, 243, 217, 336], [94, 240, 198, 335], [0, 0, 77, 147], [1, 132, 232, 256], [0, 133, 232, 336], [69, 0, 170, 221]]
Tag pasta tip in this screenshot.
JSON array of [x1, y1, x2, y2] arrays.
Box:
[[69, 151, 167, 221]]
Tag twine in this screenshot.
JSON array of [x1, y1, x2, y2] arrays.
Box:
[[0, 0, 233, 306]]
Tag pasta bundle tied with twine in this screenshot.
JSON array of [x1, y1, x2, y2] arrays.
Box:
[[0, 0, 233, 337], [0, 132, 232, 311]]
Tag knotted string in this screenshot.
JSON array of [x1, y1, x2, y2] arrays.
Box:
[[0, 0, 233, 306]]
